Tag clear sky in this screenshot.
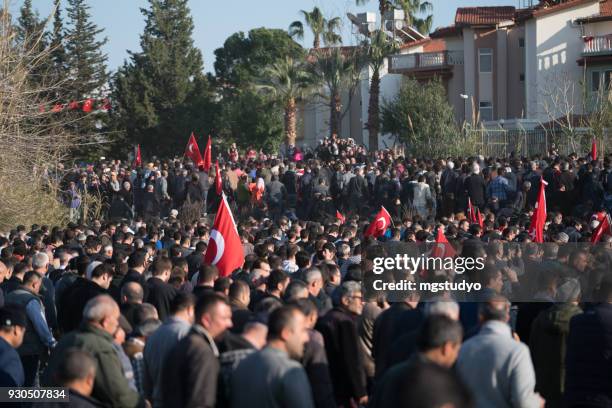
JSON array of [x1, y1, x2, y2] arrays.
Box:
[[19, 0, 513, 74]]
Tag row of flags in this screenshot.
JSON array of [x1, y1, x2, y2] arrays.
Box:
[[40, 97, 111, 114]]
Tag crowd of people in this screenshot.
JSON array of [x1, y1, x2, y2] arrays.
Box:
[[0, 135, 611, 408]]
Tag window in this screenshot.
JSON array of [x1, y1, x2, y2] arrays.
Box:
[[519, 38, 525, 48], [592, 71, 601, 92], [479, 101, 493, 122], [479, 48, 493, 73]]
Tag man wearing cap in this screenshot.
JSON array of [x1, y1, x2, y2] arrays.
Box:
[[0, 306, 26, 386]]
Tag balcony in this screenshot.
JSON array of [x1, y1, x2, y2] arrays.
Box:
[[389, 51, 464, 75], [583, 35, 612, 56]]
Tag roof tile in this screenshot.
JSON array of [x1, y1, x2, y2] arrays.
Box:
[[455, 6, 516, 26]]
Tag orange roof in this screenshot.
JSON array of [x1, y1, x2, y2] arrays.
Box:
[[455, 6, 516, 26], [600, 0, 612, 15], [399, 37, 446, 52]]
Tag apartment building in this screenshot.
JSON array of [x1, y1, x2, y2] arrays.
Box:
[[387, 0, 612, 128]]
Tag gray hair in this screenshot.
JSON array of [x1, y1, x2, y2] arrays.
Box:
[[83, 295, 118, 322], [424, 299, 460, 320], [304, 267, 322, 284], [32, 252, 49, 269], [555, 279, 581, 303], [332, 281, 362, 307], [337, 243, 351, 257]]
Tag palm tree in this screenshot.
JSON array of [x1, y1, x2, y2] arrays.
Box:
[[394, 0, 433, 34], [356, 0, 433, 35], [356, 0, 391, 22], [310, 47, 365, 137], [257, 56, 313, 147], [364, 30, 398, 150], [289, 7, 342, 49]]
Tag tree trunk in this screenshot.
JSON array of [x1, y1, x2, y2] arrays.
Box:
[[330, 91, 342, 137], [285, 97, 297, 147], [379, 0, 388, 23], [368, 68, 381, 151], [313, 35, 320, 49]]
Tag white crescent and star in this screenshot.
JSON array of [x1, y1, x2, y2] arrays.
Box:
[[377, 217, 387, 230], [209, 229, 225, 265]]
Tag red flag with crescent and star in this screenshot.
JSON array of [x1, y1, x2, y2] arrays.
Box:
[[133, 144, 142, 168], [185, 132, 203, 166], [202, 135, 212, 172], [591, 211, 611, 243], [364, 206, 391, 238], [214, 160, 222, 195], [591, 137, 597, 161], [204, 193, 244, 277], [431, 226, 456, 258], [528, 178, 548, 243], [336, 210, 346, 224]]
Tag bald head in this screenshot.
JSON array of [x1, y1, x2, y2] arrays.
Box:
[[121, 282, 144, 305]]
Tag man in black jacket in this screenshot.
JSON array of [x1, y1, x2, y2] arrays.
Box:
[[145, 257, 177, 322], [161, 292, 232, 408], [316, 281, 367, 407], [464, 163, 487, 209], [58, 263, 113, 334], [564, 277, 612, 407]]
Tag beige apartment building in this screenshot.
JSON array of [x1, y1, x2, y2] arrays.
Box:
[[297, 0, 612, 149]]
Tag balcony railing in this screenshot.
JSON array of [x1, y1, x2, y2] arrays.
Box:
[[389, 51, 464, 72], [583, 35, 612, 55]]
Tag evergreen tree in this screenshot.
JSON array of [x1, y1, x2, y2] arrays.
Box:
[[65, 0, 108, 100], [16, 0, 50, 89], [50, 0, 67, 82], [112, 0, 215, 156], [64, 0, 109, 157]]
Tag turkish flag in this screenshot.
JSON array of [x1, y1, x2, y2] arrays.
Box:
[[431, 227, 456, 258], [68, 101, 79, 110], [133, 144, 142, 168], [204, 193, 244, 277], [336, 210, 346, 224], [215, 160, 222, 195], [467, 197, 477, 224], [185, 132, 203, 166], [364, 206, 392, 238], [592, 212, 611, 243], [82, 98, 94, 112], [52, 103, 64, 113], [591, 138, 597, 161], [476, 207, 484, 228], [528, 178, 548, 243], [202, 135, 212, 171]]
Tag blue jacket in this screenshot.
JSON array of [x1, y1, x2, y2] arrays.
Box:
[[0, 337, 24, 386]]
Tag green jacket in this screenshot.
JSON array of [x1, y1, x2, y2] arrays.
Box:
[[43, 322, 143, 408], [529, 303, 582, 407]]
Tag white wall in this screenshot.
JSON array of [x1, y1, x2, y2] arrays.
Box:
[[463, 28, 476, 122], [530, 1, 600, 121], [584, 20, 612, 36]]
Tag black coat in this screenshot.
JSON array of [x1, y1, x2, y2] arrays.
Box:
[[316, 307, 367, 406], [145, 277, 177, 322], [58, 278, 107, 334], [464, 174, 487, 208], [161, 325, 220, 408], [564, 303, 612, 407], [372, 302, 423, 379]]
